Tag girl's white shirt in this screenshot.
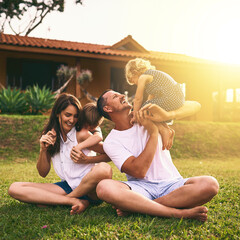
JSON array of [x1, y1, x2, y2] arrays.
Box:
[[51, 127, 96, 190]]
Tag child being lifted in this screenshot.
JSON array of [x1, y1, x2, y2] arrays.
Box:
[[125, 58, 185, 150]]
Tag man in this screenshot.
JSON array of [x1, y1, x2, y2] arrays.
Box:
[[96, 90, 219, 222]]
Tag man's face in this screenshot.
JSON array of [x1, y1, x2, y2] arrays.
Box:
[[103, 90, 132, 113]]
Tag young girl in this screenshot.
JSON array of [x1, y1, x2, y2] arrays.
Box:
[[8, 93, 111, 215], [125, 58, 185, 150]]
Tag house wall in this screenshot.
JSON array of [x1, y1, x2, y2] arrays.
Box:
[[75, 57, 126, 105], [152, 60, 240, 121], [1, 48, 240, 121]]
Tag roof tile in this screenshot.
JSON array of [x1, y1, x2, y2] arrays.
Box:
[[0, 33, 211, 64]]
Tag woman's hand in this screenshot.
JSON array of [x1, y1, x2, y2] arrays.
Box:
[[70, 146, 89, 164], [40, 129, 56, 151]]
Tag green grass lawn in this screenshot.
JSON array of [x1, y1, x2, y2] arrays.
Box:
[[0, 116, 240, 239]]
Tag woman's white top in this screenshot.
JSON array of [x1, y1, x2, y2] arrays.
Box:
[[51, 127, 96, 190]]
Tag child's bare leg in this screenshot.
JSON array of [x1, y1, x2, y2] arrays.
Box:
[[156, 122, 174, 150], [163, 122, 175, 150]]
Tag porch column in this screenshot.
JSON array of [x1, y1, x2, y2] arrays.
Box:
[[76, 58, 81, 99]]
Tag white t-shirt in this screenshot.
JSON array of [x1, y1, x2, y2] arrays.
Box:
[[52, 127, 96, 190], [103, 124, 181, 182]]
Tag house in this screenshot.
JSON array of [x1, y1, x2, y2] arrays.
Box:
[[0, 33, 240, 121]]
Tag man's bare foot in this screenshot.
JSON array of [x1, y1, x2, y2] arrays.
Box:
[[70, 199, 89, 215], [166, 128, 175, 150], [179, 206, 208, 222]]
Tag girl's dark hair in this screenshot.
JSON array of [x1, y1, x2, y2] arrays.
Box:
[[42, 93, 83, 156]]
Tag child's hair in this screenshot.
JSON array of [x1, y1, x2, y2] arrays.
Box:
[[82, 102, 103, 128], [125, 58, 155, 85]]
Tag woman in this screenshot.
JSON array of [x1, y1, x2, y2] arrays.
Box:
[[8, 93, 112, 215]]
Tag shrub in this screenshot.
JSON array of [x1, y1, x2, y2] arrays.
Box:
[[0, 87, 28, 114], [25, 85, 56, 115]]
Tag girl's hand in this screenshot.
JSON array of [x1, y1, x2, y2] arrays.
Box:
[[40, 130, 56, 150], [130, 115, 137, 125], [70, 146, 89, 164]]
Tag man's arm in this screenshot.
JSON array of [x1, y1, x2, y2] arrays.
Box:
[[141, 100, 201, 122], [121, 111, 159, 179]]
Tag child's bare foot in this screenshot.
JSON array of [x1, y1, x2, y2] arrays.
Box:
[[178, 206, 208, 222], [158, 125, 172, 150], [70, 199, 89, 215], [112, 205, 129, 217], [37, 204, 48, 208], [167, 128, 175, 150]]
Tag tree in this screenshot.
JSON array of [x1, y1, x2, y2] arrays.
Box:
[[0, 0, 82, 36]]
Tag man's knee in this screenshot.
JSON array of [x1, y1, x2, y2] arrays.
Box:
[[96, 179, 113, 200], [200, 176, 219, 197]]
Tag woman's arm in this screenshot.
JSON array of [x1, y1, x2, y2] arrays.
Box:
[[141, 100, 201, 122], [37, 131, 56, 177]]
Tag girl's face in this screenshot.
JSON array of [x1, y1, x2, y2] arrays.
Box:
[[130, 73, 141, 85], [58, 104, 78, 135]]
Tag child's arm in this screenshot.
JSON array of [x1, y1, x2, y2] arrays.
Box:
[[133, 75, 150, 113], [131, 75, 152, 124], [75, 128, 103, 151], [71, 146, 111, 163]]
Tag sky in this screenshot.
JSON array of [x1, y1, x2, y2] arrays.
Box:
[[3, 0, 240, 64]]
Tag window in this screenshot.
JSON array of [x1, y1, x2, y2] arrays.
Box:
[[6, 58, 64, 91], [180, 83, 186, 97], [236, 88, 240, 103], [110, 67, 136, 97], [226, 89, 234, 102]]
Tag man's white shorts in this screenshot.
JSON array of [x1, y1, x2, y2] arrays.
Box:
[[123, 177, 189, 200]]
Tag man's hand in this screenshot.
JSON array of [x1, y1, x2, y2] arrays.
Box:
[[141, 103, 173, 122], [136, 109, 158, 135], [70, 146, 89, 164]]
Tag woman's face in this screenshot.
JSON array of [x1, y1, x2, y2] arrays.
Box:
[[58, 104, 78, 135]]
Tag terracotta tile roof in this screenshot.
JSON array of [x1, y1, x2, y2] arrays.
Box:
[[0, 33, 211, 64]]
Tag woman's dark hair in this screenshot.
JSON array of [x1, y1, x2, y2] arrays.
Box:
[[42, 93, 83, 156], [97, 89, 111, 120]]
